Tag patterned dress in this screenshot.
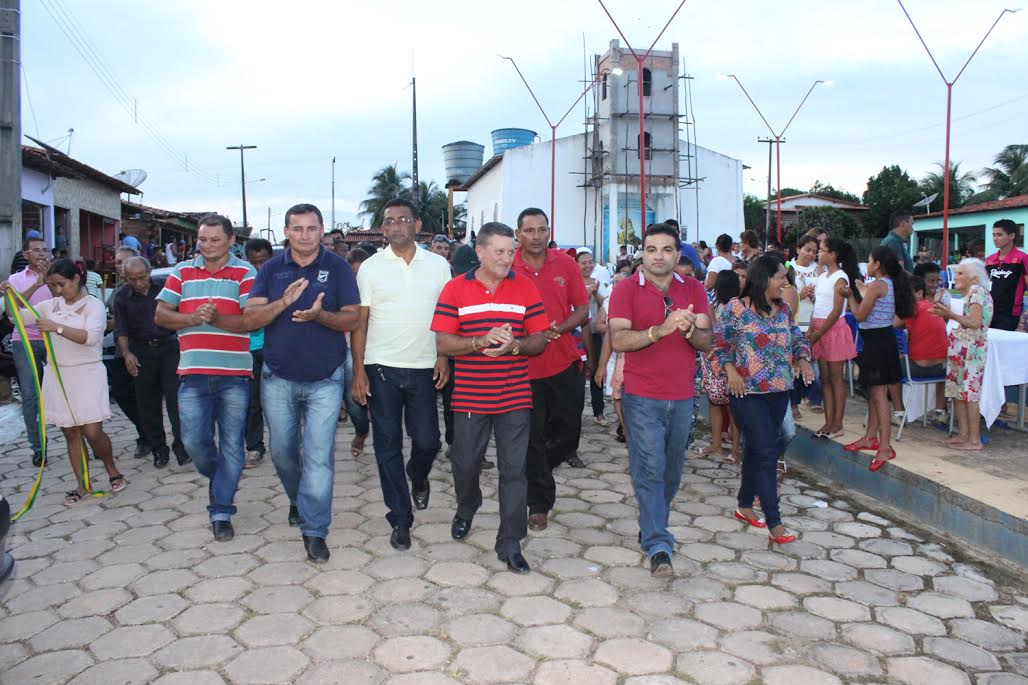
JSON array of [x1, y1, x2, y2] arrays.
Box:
[[945, 284, 994, 402], [715, 298, 811, 394]]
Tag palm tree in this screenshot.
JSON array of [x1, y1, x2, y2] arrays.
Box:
[[359, 164, 410, 228], [919, 162, 978, 209], [983, 144, 1028, 199]]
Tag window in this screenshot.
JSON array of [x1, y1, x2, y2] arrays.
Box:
[[601, 73, 608, 100], [639, 132, 652, 161], [642, 68, 652, 97]]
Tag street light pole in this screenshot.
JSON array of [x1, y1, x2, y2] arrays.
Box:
[[598, 0, 689, 239], [331, 156, 336, 230], [226, 144, 256, 229], [896, 1, 1019, 270]]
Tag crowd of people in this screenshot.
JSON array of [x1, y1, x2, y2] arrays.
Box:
[[2, 200, 1025, 577]]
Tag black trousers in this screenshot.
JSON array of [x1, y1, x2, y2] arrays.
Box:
[[440, 359, 455, 446], [105, 356, 145, 443], [452, 409, 529, 556], [130, 338, 184, 457], [527, 362, 584, 515], [589, 333, 605, 417], [246, 350, 265, 454]]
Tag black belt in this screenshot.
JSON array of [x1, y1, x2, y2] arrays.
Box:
[[132, 337, 174, 347]]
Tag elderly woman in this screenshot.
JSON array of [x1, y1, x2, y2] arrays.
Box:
[[930, 258, 994, 451], [26, 260, 125, 502]]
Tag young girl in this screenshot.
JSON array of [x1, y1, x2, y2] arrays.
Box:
[[698, 270, 742, 462], [930, 258, 994, 451], [845, 247, 915, 470], [595, 273, 627, 442], [806, 237, 860, 438]]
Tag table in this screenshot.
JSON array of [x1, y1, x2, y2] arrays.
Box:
[[903, 304, 1028, 429]]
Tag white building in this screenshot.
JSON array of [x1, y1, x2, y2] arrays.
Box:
[[462, 40, 743, 262]]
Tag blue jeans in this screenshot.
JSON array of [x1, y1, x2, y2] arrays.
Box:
[[731, 391, 789, 529], [343, 349, 369, 436], [262, 363, 344, 539], [179, 375, 250, 522], [366, 364, 440, 529], [12, 339, 47, 456], [777, 403, 795, 456], [622, 393, 695, 559]]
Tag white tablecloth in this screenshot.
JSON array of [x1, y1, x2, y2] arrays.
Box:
[[903, 312, 1028, 427]]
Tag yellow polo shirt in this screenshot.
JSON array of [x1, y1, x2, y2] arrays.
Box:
[[357, 245, 453, 369]]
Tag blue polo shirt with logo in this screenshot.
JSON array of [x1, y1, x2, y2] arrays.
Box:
[[250, 246, 360, 382]]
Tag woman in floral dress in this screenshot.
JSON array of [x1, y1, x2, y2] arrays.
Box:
[[930, 258, 993, 451]]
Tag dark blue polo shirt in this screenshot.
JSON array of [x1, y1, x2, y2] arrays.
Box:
[[250, 246, 359, 382]]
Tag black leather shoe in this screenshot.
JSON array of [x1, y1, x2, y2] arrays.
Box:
[[133, 441, 150, 459], [212, 521, 234, 542], [412, 480, 430, 510], [288, 506, 303, 527], [153, 448, 170, 469], [451, 515, 472, 540], [501, 552, 531, 574], [566, 453, 586, 468], [303, 535, 330, 563], [481, 459, 495, 470], [390, 526, 411, 550], [650, 551, 673, 577], [31, 452, 45, 468], [175, 451, 191, 466]]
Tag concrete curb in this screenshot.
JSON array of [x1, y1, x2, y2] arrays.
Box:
[[786, 428, 1028, 570]]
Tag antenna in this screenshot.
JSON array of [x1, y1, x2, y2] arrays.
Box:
[[913, 193, 939, 213], [113, 169, 148, 187]]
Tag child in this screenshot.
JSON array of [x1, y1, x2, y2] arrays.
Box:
[[594, 273, 627, 442], [697, 270, 741, 462], [845, 246, 915, 470]]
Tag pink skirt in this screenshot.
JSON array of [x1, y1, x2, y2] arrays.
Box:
[[810, 317, 856, 362]]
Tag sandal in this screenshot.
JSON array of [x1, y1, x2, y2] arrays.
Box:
[[64, 490, 85, 505], [109, 474, 128, 493], [844, 437, 879, 452], [350, 433, 367, 458], [812, 430, 829, 439], [869, 447, 896, 472]]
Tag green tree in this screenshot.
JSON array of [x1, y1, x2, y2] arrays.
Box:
[[411, 180, 466, 236], [792, 206, 861, 243], [810, 180, 861, 204], [862, 165, 922, 238], [359, 164, 411, 228], [983, 144, 1028, 199], [743, 194, 767, 236], [919, 162, 978, 209]]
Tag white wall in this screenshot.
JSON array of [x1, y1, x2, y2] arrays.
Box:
[[21, 168, 56, 247], [465, 161, 504, 235], [678, 144, 744, 246]]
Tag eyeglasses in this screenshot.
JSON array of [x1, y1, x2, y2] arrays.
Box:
[[383, 217, 415, 227], [663, 295, 674, 319]]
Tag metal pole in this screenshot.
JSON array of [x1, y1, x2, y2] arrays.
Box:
[[637, 60, 646, 239], [550, 125, 557, 232], [761, 138, 772, 247], [411, 76, 419, 197], [775, 137, 783, 243], [0, 0, 21, 279], [331, 156, 336, 230], [941, 83, 953, 270], [226, 145, 256, 229]]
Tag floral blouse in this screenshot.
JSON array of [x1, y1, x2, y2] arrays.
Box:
[[715, 297, 811, 394]]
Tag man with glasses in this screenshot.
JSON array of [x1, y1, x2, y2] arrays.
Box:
[[352, 199, 452, 551], [512, 208, 589, 533], [607, 223, 713, 577], [1, 237, 53, 466]]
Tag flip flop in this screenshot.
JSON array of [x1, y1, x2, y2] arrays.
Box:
[[109, 474, 128, 493], [812, 431, 829, 439]]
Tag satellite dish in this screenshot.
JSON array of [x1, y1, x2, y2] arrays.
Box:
[[114, 169, 148, 187], [913, 193, 938, 209]]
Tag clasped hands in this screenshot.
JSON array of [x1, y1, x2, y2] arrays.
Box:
[[479, 323, 518, 357]]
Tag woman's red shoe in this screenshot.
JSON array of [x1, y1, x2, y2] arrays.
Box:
[[767, 529, 797, 546], [869, 447, 896, 472], [843, 438, 879, 452], [734, 510, 767, 529]]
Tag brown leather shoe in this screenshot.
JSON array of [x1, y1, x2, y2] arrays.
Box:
[[528, 513, 547, 531]]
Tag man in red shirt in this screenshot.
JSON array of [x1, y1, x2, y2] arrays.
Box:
[[986, 218, 1028, 331], [512, 208, 590, 532], [431, 222, 548, 574], [608, 224, 713, 577]]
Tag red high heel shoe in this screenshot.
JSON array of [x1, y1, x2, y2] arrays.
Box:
[[843, 437, 879, 452], [869, 447, 896, 472], [734, 510, 767, 529], [767, 527, 797, 548]]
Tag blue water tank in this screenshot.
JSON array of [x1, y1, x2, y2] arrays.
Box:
[[491, 128, 537, 156], [442, 141, 485, 185]]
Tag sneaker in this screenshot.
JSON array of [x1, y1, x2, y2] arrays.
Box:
[[930, 409, 949, 424], [593, 415, 608, 427], [244, 450, 265, 469], [891, 410, 906, 427], [649, 551, 673, 577]]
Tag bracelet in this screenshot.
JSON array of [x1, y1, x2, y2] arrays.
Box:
[[684, 324, 696, 340], [647, 326, 658, 343], [512, 340, 521, 356], [471, 337, 479, 352]]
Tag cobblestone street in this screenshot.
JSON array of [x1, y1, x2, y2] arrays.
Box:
[[1, 408, 1026, 685]]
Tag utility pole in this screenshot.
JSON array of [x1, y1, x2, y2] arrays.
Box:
[[226, 144, 256, 229], [331, 156, 336, 230], [757, 137, 782, 248], [0, 0, 21, 279], [411, 76, 419, 202]]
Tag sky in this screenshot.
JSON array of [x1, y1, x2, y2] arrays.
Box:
[[19, 0, 1028, 241]]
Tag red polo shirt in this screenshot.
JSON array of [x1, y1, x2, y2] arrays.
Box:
[[606, 272, 708, 401], [431, 269, 548, 414], [512, 248, 589, 380]]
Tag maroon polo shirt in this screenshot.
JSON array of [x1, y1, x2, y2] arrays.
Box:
[[512, 248, 589, 380], [606, 271, 708, 401]]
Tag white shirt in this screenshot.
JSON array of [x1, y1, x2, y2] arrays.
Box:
[[812, 270, 849, 320], [165, 243, 177, 265], [357, 244, 453, 369], [791, 260, 821, 326], [706, 255, 733, 276]]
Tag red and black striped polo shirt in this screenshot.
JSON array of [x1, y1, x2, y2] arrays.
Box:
[[431, 269, 548, 414]]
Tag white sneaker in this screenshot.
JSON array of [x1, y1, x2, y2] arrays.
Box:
[[244, 450, 265, 469], [890, 410, 906, 427], [593, 415, 608, 427]]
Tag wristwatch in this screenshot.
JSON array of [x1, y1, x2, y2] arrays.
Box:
[[56, 326, 64, 336]]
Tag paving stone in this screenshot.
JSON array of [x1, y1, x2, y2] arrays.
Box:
[[32, 560, 99, 585], [302, 593, 376, 625], [892, 555, 949, 576], [804, 531, 856, 548], [131, 568, 199, 595], [384, 674, 462, 685], [368, 603, 442, 637], [583, 545, 641, 566], [695, 601, 763, 630], [626, 590, 693, 618], [801, 558, 859, 581], [224, 645, 309, 684], [89, 624, 176, 660], [875, 606, 947, 635], [976, 674, 1028, 685], [808, 641, 883, 677], [366, 555, 429, 580], [242, 585, 314, 613], [804, 596, 872, 622], [834, 521, 883, 538], [829, 548, 888, 568], [502, 595, 573, 626], [6, 582, 79, 614], [154, 634, 243, 669], [67, 658, 157, 685], [680, 542, 735, 562], [235, 613, 314, 647], [533, 659, 618, 685], [516, 624, 593, 659], [923, 637, 1001, 671], [429, 587, 501, 616], [247, 561, 318, 585], [423, 560, 489, 586], [769, 611, 837, 639], [0, 643, 29, 671], [648, 617, 720, 650], [856, 512, 892, 526], [672, 576, 731, 601], [115, 593, 187, 625], [734, 584, 796, 609], [865, 568, 924, 591], [595, 637, 673, 675], [80, 562, 146, 590], [950, 618, 1025, 651], [761, 665, 843, 685], [907, 592, 976, 618], [836, 580, 900, 606], [842, 621, 916, 655], [675, 651, 757, 685], [990, 604, 1028, 633], [554, 577, 619, 606], [887, 656, 971, 685], [0, 609, 59, 641], [771, 572, 832, 595], [28, 616, 113, 652], [305, 569, 375, 596], [300, 625, 380, 660], [487, 570, 555, 596], [2, 650, 95, 685], [720, 630, 797, 666], [860, 538, 915, 557], [171, 602, 246, 634], [740, 550, 796, 571], [373, 636, 451, 673], [933, 575, 998, 602], [295, 659, 385, 685]]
